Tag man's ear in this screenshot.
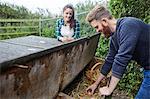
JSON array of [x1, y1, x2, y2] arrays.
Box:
[[101, 18, 108, 26]]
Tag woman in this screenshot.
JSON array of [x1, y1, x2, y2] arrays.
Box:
[[55, 4, 80, 42]]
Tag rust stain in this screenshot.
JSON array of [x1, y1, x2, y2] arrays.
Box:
[[58, 55, 69, 92], [2, 64, 32, 97]]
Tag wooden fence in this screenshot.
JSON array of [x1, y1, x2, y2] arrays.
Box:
[[0, 18, 53, 37], [0, 11, 88, 40]]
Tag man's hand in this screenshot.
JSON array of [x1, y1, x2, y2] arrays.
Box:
[[86, 83, 98, 95], [99, 76, 120, 96], [86, 73, 105, 95], [99, 86, 112, 96]]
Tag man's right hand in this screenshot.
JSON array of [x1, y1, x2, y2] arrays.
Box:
[[86, 83, 98, 95]]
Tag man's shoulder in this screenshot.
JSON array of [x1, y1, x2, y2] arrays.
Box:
[[118, 17, 143, 25]]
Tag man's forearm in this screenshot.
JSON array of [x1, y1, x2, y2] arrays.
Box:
[[109, 76, 120, 93], [94, 73, 105, 85]]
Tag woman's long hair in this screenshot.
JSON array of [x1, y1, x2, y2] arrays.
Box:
[[63, 4, 75, 29]]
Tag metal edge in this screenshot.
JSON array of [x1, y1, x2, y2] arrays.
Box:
[[0, 33, 100, 74]]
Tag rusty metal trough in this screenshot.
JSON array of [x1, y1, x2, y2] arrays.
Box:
[[0, 33, 100, 99]]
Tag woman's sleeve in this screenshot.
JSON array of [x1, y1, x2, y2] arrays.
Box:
[[73, 20, 80, 39], [55, 19, 62, 40]]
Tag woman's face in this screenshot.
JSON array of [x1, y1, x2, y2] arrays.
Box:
[[63, 8, 73, 22]]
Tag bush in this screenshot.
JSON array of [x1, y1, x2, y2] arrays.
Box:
[[109, 0, 150, 23], [118, 62, 143, 97]]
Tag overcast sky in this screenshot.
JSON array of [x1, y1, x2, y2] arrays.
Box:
[[0, 0, 106, 15]]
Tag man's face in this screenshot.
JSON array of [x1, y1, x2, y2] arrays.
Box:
[[90, 19, 112, 38], [63, 8, 73, 22]]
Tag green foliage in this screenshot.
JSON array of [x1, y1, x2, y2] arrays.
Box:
[[75, 1, 95, 13], [41, 19, 56, 38], [96, 36, 109, 58], [75, 1, 96, 37], [118, 62, 143, 97], [0, 2, 41, 19], [0, 20, 39, 39], [41, 27, 55, 37], [0, 2, 43, 39], [109, 0, 150, 23], [75, 1, 110, 59]]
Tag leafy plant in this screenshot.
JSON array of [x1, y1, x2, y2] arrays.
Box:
[[118, 62, 143, 97], [109, 0, 150, 23], [96, 36, 109, 58]]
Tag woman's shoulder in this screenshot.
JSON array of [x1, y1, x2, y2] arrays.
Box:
[[74, 19, 80, 26], [56, 18, 64, 25], [74, 19, 79, 23], [56, 18, 63, 22]]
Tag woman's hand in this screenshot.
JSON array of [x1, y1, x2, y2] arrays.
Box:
[[61, 37, 68, 42], [61, 37, 74, 42], [67, 37, 74, 41]]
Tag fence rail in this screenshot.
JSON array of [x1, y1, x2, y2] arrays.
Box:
[[0, 26, 39, 29], [0, 19, 40, 22], [0, 32, 38, 36], [0, 11, 89, 39], [0, 19, 42, 37]]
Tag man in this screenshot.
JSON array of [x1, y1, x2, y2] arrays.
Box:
[[86, 5, 150, 99]]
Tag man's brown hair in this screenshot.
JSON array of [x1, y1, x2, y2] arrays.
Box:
[[86, 5, 112, 23]]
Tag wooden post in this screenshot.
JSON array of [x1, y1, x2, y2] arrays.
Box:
[[39, 17, 42, 36]]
